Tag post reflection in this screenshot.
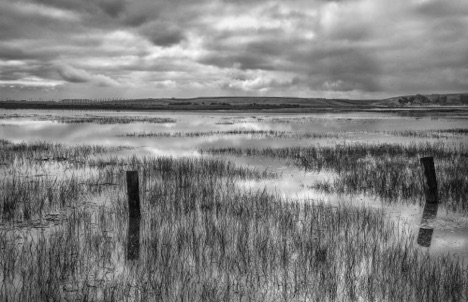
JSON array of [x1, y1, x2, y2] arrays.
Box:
[[417, 202, 438, 248], [421, 202, 438, 222], [417, 227, 434, 248], [127, 217, 141, 261]]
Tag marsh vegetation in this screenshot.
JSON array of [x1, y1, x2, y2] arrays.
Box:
[[120, 130, 344, 139], [1, 111, 467, 301], [1, 140, 467, 301], [202, 141, 468, 212], [0, 114, 176, 124]]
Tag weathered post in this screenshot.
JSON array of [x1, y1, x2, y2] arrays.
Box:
[[417, 157, 439, 247], [126, 171, 141, 218], [126, 171, 141, 260], [420, 157, 438, 204]]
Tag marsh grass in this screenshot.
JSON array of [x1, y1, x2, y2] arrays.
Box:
[[380, 128, 468, 138], [1, 152, 467, 301], [0, 140, 132, 222], [0, 140, 276, 223], [262, 117, 378, 124], [0, 140, 112, 166], [202, 142, 468, 212], [121, 128, 468, 141], [47, 115, 176, 124], [1, 140, 467, 301], [120, 130, 292, 138], [1, 172, 82, 221], [120, 130, 344, 139], [0, 114, 176, 124]]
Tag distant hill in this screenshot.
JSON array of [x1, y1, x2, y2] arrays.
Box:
[[0, 97, 377, 111], [1, 93, 467, 111], [375, 93, 468, 107]]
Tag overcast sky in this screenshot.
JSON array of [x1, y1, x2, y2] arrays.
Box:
[[0, 0, 467, 100]]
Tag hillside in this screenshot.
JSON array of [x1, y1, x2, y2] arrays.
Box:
[[0, 97, 376, 111], [0, 93, 467, 111], [376, 93, 468, 107]]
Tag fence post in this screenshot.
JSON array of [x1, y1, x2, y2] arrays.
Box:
[[417, 157, 439, 247], [126, 171, 141, 260], [126, 171, 141, 218], [420, 157, 438, 204]]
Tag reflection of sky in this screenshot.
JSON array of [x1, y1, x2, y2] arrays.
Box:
[[0, 120, 57, 127], [1, 110, 467, 261], [430, 230, 468, 260], [1, 110, 466, 149]]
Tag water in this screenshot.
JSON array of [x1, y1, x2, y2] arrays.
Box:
[[1, 109, 467, 262]]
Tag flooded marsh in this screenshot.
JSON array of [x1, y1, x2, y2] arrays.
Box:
[[0, 110, 467, 301]]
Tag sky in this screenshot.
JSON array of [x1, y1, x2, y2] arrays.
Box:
[[0, 0, 467, 100]]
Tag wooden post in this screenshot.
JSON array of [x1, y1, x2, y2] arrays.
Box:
[[126, 171, 141, 260], [420, 157, 438, 204], [417, 157, 439, 247], [126, 171, 141, 218]]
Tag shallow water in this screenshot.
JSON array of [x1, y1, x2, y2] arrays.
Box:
[[1, 109, 467, 262]]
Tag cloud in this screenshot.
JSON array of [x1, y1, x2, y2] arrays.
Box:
[[0, 0, 467, 99], [98, 0, 126, 18], [55, 63, 119, 87], [9, 1, 80, 21], [139, 21, 186, 47], [0, 77, 63, 88]]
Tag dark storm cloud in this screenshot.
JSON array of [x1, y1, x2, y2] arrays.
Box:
[[195, 2, 380, 93], [1, 0, 467, 98], [0, 1, 82, 41], [302, 49, 381, 92], [0, 44, 52, 61], [416, 0, 468, 17], [146, 30, 185, 46], [199, 51, 276, 71], [0, 63, 48, 81], [98, 0, 127, 18], [139, 22, 186, 47]]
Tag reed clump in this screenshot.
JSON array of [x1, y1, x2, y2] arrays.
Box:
[[120, 130, 343, 139], [380, 128, 468, 138], [0, 114, 176, 124], [47, 115, 176, 124], [120, 130, 292, 138], [0, 140, 111, 166]]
